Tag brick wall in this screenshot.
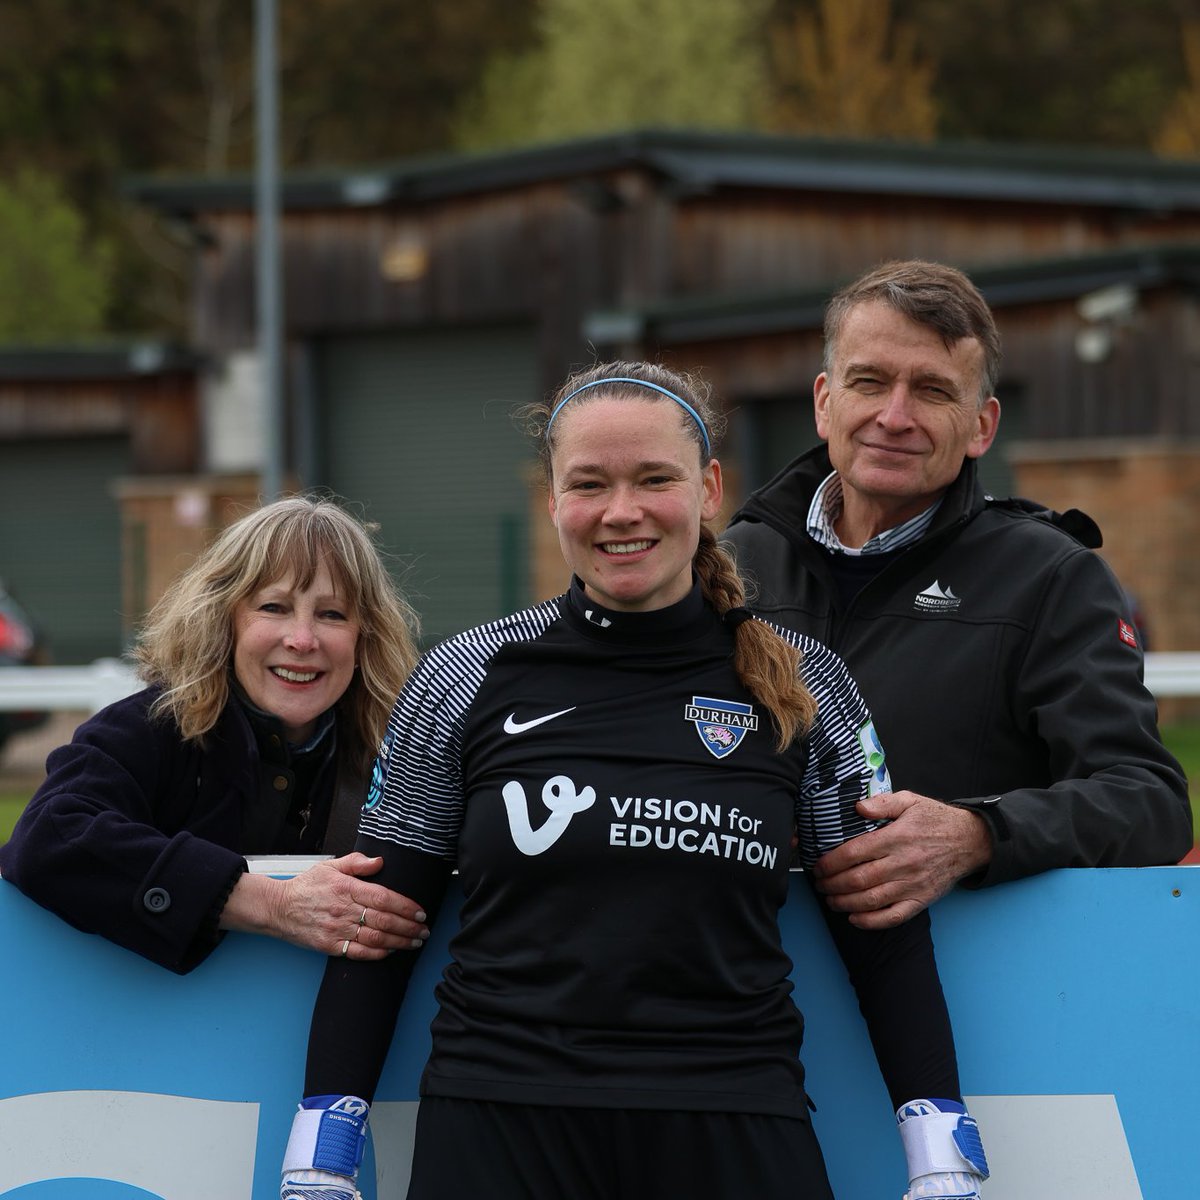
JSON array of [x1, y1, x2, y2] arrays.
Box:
[[1009, 440, 1200, 651], [1010, 440, 1200, 721], [114, 476, 263, 643]]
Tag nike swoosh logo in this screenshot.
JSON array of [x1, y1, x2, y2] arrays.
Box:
[[503, 707, 577, 734]]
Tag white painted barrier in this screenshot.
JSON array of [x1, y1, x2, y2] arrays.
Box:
[[0, 652, 1197, 716], [1144, 651, 1200, 697], [0, 660, 140, 714]]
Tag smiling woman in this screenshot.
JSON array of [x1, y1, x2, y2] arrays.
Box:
[[279, 364, 986, 1200], [0, 496, 431, 974], [232, 567, 361, 745]]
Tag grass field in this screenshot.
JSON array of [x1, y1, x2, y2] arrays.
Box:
[[2, 725, 1199, 849], [1, 792, 27, 844]]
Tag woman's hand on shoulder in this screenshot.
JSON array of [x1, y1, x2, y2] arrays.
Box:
[[220, 854, 431, 958]]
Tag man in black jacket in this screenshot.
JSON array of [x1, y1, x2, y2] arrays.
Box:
[[723, 259, 1192, 929]]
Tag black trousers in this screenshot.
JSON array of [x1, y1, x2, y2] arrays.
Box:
[[406, 1096, 836, 1200]]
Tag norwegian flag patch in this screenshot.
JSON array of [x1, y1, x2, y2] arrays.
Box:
[[1118, 619, 1138, 648]]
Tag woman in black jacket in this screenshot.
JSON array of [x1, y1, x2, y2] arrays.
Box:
[[0, 495, 430, 974]]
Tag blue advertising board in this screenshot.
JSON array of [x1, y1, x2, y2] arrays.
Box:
[[1, 866, 1196, 1198]]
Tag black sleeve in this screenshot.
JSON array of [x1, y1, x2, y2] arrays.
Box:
[[958, 546, 1191, 884], [0, 693, 248, 974], [809, 876, 962, 1110], [304, 835, 453, 1101]]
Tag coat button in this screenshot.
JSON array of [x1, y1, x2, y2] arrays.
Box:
[[273, 774, 289, 792], [143, 887, 171, 913]]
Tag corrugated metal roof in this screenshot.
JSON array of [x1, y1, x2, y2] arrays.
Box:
[[0, 342, 202, 381], [125, 128, 1200, 217]]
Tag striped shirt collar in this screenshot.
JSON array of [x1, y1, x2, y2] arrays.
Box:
[[806, 470, 942, 556]]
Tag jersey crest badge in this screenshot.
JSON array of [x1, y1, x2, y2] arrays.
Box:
[[684, 695, 759, 759]]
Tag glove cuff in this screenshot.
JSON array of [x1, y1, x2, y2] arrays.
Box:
[[896, 1097, 989, 1181], [283, 1094, 370, 1179]]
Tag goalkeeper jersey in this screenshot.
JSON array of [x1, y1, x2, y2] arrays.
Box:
[[354, 579, 912, 1117]]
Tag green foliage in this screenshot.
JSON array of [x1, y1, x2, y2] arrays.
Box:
[[767, 0, 937, 141], [1155, 23, 1200, 158], [454, 0, 772, 150], [0, 170, 114, 342], [0, 792, 25, 845], [0, 0, 540, 335], [1161, 724, 1200, 841], [0, 0, 1197, 337], [901, 0, 1187, 150]]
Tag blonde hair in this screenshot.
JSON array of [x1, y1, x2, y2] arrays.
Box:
[[527, 360, 816, 749], [135, 495, 420, 771]]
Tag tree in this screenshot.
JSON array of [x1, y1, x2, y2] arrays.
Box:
[[0, 0, 540, 334], [766, 0, 937, 140], [0, 170, 114, 342], [453, 0, 772, 150], [1155, 21, 1200, 157], [902, 0, 1188, 150]]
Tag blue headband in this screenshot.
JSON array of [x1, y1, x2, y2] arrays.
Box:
[[545, 377, 712, 458]]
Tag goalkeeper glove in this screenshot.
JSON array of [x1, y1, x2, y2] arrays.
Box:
[[897, 1097, 988, 1199], [281, 1094, 369, 1200]]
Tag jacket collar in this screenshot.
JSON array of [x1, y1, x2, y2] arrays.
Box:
[[729, 444, 985, 549]]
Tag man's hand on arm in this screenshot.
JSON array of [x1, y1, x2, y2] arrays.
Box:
[[811, 792, 993, 929]]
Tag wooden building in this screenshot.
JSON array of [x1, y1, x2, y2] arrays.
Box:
[[0, 344, 202, 662], [114, 130, 1200, 654]]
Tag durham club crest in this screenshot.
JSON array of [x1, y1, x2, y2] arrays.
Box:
[[684, 695, 759, 759]]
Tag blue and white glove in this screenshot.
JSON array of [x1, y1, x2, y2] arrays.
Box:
[[281, 1094, 370, 1200], [897, 1097, 989, 1199]]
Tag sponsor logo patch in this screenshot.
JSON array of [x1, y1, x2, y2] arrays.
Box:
[[502, 774, 597, 855], [684, 695, 759, 759], [857, 720, 892, 795], [363, 731, 393, 812]]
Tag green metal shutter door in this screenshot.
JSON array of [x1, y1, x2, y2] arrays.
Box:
[[0, 436, 129, 663], [316, 326, 540, 645]]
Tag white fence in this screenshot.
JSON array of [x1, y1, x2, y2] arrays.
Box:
[[0, 660, 141, 714], [1142, 652, 1200, 697], [1, 654, 1200, 715]]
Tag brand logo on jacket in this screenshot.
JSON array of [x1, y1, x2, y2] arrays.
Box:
[[913, 580, 962, 613], [684, 695, 759, 759]]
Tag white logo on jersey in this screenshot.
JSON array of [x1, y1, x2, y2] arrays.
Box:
[[502, 774, 596, 854], [503, 706, 577, 734]]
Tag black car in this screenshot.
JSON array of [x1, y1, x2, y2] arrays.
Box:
[[0, 581, 49, 756]]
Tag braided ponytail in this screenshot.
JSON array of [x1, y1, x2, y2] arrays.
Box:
[[694, 528, 817, 750]]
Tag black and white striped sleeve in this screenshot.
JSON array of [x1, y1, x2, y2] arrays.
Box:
[[358, 600, 561, 859], [780, 629, 892, 865]]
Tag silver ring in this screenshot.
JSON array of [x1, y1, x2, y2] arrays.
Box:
[[339, 939, 351, 957], [358, 907, 369, 927]]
